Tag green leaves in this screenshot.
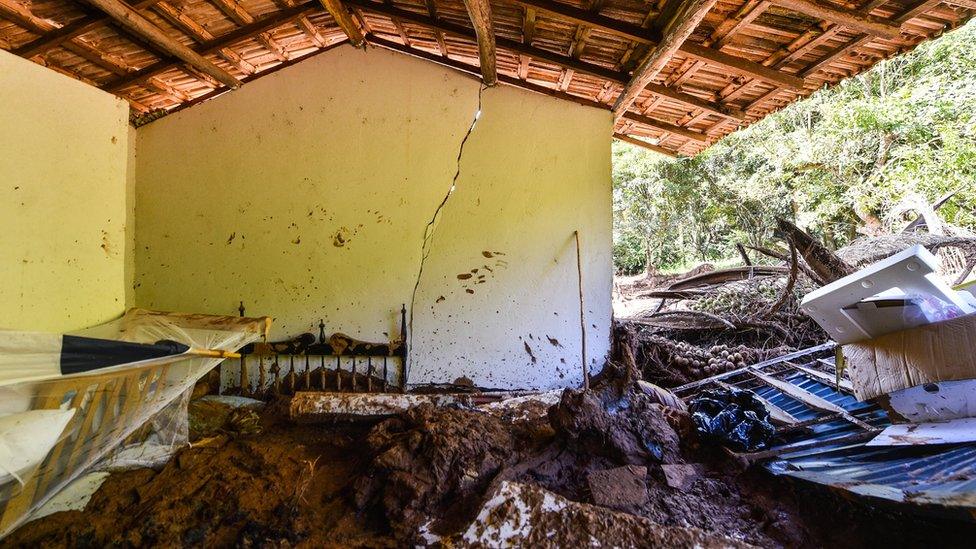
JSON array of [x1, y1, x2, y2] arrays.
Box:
[[613, 20, 976, 273]]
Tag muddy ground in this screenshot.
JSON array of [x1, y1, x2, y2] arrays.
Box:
[[8, 378, 976, 548]]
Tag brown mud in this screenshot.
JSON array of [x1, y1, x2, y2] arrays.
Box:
[[7, 376, 976, 548]]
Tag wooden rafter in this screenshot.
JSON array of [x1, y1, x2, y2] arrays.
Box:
[[613, 0, 719, 120], [423, 0, 448, 56], [799, 0, 940, 79], [348, 0, 737, 122], [507, 0, 805, 90], [153, 1, 256, 74], [461, 0, 497, 85], [613, 132, 678, 156], [208, 0, 290, 63], [82, 0, 240, 88], [621, 111, 709, 143], [0, 0, 961, 154], [104, 2, 318, 92], [368, 34, 609, 111], [12, 0, 160, 58], [318, 0, 365, 46], [769, 0, 903, 39]]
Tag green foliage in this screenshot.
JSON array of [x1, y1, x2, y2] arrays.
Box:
[[613, 21, 976, 273]]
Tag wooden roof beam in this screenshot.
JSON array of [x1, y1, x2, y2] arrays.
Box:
[[82, 0, 240, 88], [613, 132, 678, 156], [620, 111, 709, 142], [368, 34, 609, 111], [461, 0, 498, 85], [318, 0, 365, 46], [507, 0, 804, 90], [153, 1, 256, 74], [769, 0, 902, 39], [105, 2, 318, 92], [12, 0, 160, 58], [346, 0, 742, 120], [208, 0, 291, 63], [613, 0, 719, 120], [799, 0, 941, 79]]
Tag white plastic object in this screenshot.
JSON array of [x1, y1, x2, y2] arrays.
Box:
[[0, 409, 75, 485], [800, 245, 975, 344]]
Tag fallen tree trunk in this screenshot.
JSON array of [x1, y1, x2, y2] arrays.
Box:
[[776, 218, 854, 283]]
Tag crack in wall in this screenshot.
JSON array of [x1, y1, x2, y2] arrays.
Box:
[[406, 84, 486, 383]]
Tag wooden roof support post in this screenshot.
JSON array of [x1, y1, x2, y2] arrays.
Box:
[[612, 0, 718, 121], [82, 0, 240, 89], [317, 0, 365, 46], [461, 0, 498, 85], [769, 0, 902, 39]]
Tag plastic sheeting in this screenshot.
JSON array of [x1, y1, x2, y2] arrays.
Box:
[[0, 308, 270, 538]]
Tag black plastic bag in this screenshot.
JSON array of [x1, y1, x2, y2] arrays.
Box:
[[688, 388, 775, 451]]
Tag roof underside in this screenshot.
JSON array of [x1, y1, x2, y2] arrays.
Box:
[[1, 0, 973, 155]]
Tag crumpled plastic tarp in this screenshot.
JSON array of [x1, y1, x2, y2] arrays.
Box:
[[688, 388, 775, 452], [0, 308, 269, 538]]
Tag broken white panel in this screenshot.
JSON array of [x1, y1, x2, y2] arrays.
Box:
[[887, 380, 976, 423], [26, 472, 109, 522], [801, 245, 974, 344], [867, 417, 976, 446]]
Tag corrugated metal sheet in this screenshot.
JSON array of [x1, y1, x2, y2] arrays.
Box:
[[676, 345, 976, 520]]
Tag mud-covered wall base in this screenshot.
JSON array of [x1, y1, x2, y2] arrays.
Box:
[[133, 45, 611, 390]]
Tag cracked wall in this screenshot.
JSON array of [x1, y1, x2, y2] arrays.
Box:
[[0, 49, 130, 332], [132, 45, 612, 390]]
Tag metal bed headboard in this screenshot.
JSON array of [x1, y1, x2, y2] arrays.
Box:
[[230, 304, 407, 396]]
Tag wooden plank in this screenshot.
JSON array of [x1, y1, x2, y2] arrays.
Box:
[[153, 0, 256, 74], [679, 41, 805, 90], [750, 370, 846, 414], [349, 0, 745, 121], [769, 0, 902, 39], [621, 111, 709, 142], [508, 0, 806, 90], [104, 2, 317, 92], [790, 360, 855, 393], [645, 82, 745, 120], [461, 0, 497, 85], [799, 0, 941, 79], [317, 0, 364, 46], [12, 0, 160, 58], [369, 35, 610, 111], [84, 0, 240, 88], [612, 132, 678, 156], [613, 0, 719, 119]]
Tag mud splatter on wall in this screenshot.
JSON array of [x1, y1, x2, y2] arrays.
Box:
[[132, 46, 611, 390], [0, 50, 129, 331]]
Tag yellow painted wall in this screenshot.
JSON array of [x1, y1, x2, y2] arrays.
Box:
[[0, 50, 130, 332], [134, 46, 611, 389]]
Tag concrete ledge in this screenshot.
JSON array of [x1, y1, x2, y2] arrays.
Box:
[[289, 391, 473, 422]]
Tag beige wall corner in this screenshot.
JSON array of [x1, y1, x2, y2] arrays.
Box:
[[0, 50, 129, 332], [125, 124, 138, 309], [133, 45, 611, 390]]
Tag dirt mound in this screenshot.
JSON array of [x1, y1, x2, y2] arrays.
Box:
[[352, 403, 522, 540], [5, 416, 394, 548], [8, 388, 976, 548], [548, 384, 682, 465]]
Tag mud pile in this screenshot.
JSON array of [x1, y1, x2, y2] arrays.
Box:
[[353, 404, 520, 539], [8, 382, 976, 548]]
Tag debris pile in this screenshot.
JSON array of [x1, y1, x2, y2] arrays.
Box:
[[616, 218, 976, 388], [7, 374, 976, 547]]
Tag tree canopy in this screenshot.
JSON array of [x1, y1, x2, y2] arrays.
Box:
[[613, 20, 976, 275]]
